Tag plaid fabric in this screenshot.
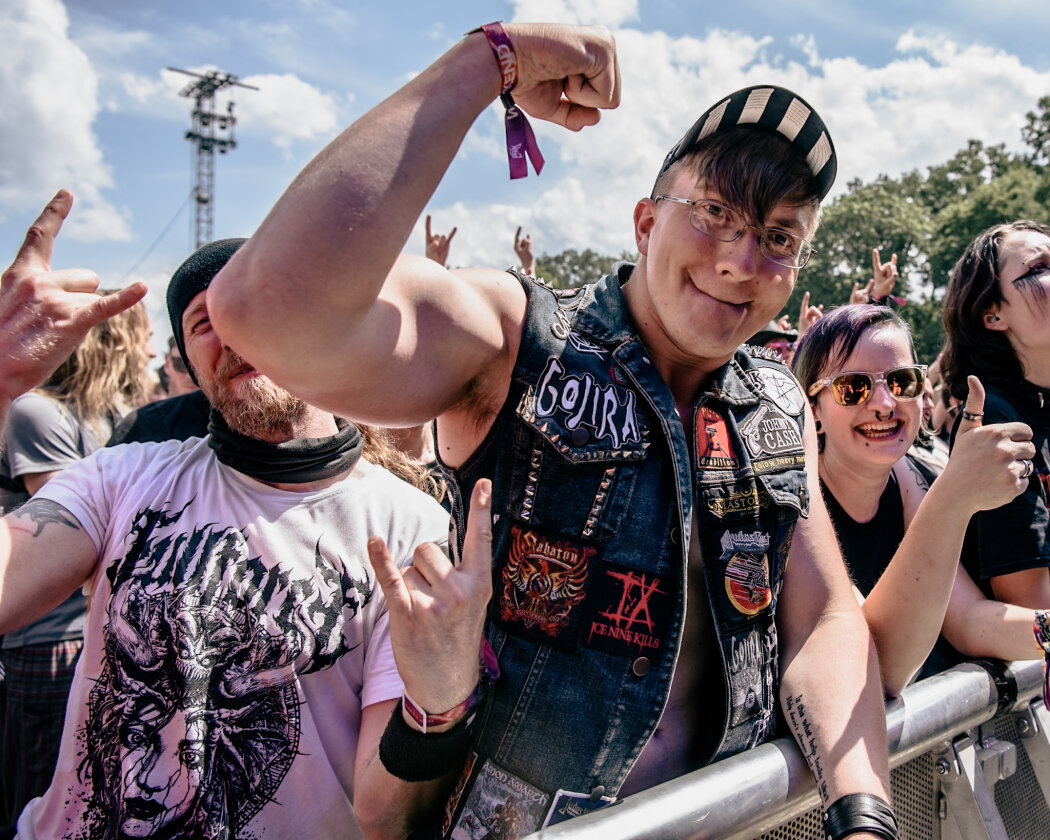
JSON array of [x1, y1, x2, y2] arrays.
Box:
[[1036, 611, 1050, 712], [0, 639, 83, 830], [0, 639, 81, 703]]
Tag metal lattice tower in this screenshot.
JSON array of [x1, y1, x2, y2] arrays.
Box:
[[168, 67, 258, 249]]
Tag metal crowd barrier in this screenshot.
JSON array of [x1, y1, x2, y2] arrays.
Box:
[[523, 659, 1050, 840]]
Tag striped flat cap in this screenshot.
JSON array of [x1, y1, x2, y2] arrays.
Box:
[[657, 85, 837, 200]]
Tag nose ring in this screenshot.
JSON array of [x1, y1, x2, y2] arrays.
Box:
[[874, 409, 893, 421]]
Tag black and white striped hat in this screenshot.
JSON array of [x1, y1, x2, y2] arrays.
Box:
[[657, 85, 837, 200]]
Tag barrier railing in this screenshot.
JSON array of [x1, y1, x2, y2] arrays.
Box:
[[523, 659, 1050, 840]]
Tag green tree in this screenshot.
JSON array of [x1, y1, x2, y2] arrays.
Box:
[[535, 248, 637, 289]]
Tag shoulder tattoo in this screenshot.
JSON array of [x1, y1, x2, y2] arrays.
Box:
[[902, 456, 931, 492], [10, 499, 82, 537]]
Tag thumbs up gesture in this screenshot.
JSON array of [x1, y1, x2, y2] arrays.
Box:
[[946, 376, 1036, 513]]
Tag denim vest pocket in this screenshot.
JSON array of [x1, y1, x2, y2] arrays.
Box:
[[756, 468, 810, 521], [508, 406, 650, 543]]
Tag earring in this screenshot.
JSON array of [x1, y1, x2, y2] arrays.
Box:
[[814, 419, 823, 433]]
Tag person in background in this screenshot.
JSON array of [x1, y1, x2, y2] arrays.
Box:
[[424, 214, 457, 268], [162, 335, 198, 398], [0, 288, 153, 828], [748, 318, 799, 364], [943, 220, 1050, 609], [793, 304, 1046, 695], [0, 210, 469, 838], [850, 248, 900, 306], [513, 226, 536, 276]]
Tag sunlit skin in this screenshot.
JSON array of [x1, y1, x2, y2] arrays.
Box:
[[626, 166, 817, 407], [813, 325, 921, 488], [180, 290, 335, 443], [986, 229, 1050, 387]]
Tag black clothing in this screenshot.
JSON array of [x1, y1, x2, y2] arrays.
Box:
[[821, 473, 904, 597], [106, 390, 210, 446], [958, 379, 1050, 597]]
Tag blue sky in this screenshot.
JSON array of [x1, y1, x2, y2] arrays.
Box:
[[4, 0, 1050, 353]]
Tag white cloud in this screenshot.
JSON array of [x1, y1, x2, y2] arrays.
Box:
[[110, 66, 344, 157], [0, 0, 130, 240], [427, 24, 1050, 268], [236, 73, 343, 154], [510, 0, 639, 27]]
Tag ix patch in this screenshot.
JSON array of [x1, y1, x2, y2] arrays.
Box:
[[583, 562, 673, 658]]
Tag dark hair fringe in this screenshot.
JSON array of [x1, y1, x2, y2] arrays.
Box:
[[652, 125, 822, 223], [942, 220, 1050, 400], [792, 303, 915, 399]]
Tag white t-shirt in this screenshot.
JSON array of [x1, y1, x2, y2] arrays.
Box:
[[17, 437, 450, 840]]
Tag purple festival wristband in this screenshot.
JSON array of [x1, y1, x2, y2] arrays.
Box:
[[478, 22, 544, 179]]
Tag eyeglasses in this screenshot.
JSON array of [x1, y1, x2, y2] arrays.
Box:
[[653, 195, 816, 269], [807, 365, 928, 407]]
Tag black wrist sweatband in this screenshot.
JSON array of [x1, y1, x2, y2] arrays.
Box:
[[378, 703, 472, 782], [822, 793, 898, 840]]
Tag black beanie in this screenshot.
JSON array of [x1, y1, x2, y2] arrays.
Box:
[[166, 238, 246, 384]]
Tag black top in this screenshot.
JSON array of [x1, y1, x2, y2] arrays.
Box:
[[957, 379, 1050, 596], [821, 472, 905, 597], [107, 390, 211, 446], [821, 465, 964, 679]]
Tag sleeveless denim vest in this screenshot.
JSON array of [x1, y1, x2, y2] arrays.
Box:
[[435, 264, 809, 833]]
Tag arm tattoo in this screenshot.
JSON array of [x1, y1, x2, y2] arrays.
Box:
[[10, 499, 82, 537], [902, 456, 931, 492], [784, 692, 828, 802]]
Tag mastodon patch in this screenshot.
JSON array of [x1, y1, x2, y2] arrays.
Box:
[[497, 526, 595, 648], [696, 406, 738, 470], [582, 563, 672, 658], [720, 531, 772, 615]]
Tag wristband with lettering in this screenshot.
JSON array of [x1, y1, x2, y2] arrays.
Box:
[[403, 689, 478, 734], [402, 638, 501, 733], [477, 22, 544, 179]]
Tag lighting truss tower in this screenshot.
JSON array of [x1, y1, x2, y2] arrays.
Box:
[[168, 66, 258, 249]]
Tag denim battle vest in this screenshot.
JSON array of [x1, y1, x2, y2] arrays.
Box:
[[433, 264, 809, 837]]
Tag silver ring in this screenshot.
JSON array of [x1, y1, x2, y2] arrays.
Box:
[[962, 410, 983, 422], [1021, 459, 1034, 479]]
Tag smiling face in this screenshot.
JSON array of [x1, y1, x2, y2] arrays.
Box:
[[181, 290, 307, 439], [630, 165, 816, 382], [812, 323, 921, 474]]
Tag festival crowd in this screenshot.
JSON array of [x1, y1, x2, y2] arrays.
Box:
[[1, 19, 1049, 840]]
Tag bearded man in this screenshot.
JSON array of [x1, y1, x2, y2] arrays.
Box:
[[0, 204, 489, 839]]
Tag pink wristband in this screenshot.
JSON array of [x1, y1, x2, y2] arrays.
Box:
[[402, 639, 501, 733], [402, 690, 476, 734], [478, 22, 544, 179]]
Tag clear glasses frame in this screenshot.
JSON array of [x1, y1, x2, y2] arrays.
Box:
[[807, 365, 929, 406], [653, 195, 816, 270]]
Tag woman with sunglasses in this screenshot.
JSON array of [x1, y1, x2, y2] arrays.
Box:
[[943, 221, 1050, 611], [793, 304, 1043, 696]]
